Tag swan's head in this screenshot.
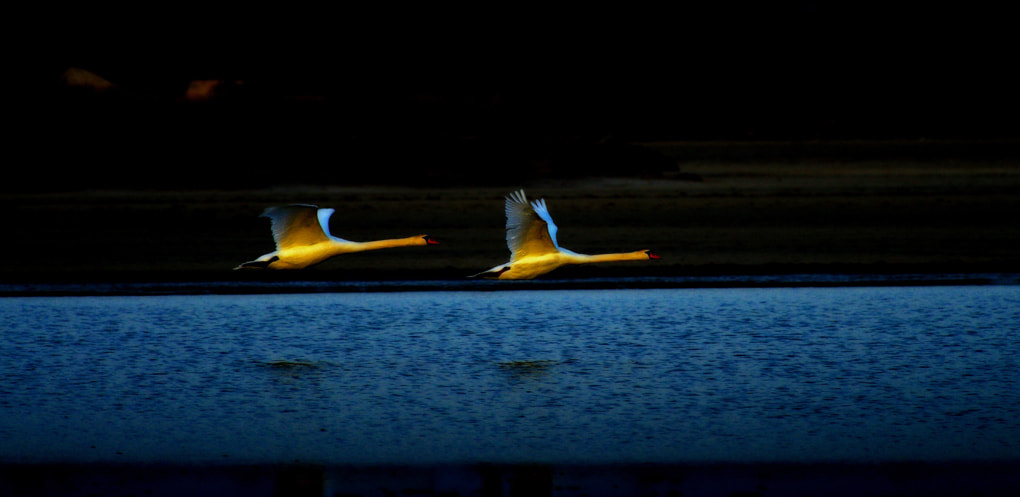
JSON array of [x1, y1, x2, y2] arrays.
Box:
[[645, 250, 661, 259], [421, 235, 440, 245]]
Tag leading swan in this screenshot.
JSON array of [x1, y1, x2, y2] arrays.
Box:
[[472, 190, 659, 279], [235, 204, 437, 270]]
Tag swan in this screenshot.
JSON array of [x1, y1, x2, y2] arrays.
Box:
[[472, 190, 660, 279], [235, 204, 438, 269]]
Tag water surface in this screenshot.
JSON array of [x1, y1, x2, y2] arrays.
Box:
[[1, 284, 1018, 465]]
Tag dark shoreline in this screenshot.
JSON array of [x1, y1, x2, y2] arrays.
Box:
[[3, 267, 1018, 297], [3, 461, 1019, 497]]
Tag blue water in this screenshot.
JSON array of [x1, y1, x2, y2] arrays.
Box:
[[1, 284, 1019, 466]]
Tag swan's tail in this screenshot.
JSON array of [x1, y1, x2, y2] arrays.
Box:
[[234, 260, 271, 270], [468, 265, 510, 279]]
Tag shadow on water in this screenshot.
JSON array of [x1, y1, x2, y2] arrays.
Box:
[[497, 360, 560, 381], [256, 360, 330, 380], [259, 360, 320, 370]]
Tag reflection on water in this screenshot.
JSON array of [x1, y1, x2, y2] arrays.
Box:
[[1, 284, 1018, 465], [260, 360, 321, 369], [498, 360, 561, 381]]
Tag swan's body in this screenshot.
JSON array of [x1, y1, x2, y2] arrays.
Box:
[[472, 190, 659, 280], [235, 204, 437, 270]]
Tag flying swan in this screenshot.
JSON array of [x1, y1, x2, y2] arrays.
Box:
[[472, 190, 659, 279], [235, 204, 438, 270]]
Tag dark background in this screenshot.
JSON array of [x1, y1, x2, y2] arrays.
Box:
[[6, 7, 1018, 281], [18, 6, 1019, 191]]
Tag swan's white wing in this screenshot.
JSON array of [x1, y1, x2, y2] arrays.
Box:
[[505, 190, 559, 262], [316, 209, 341, 240], [529, 198, 560, 248], [261, 204, 348, 249]]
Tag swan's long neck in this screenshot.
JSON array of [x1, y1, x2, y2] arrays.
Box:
[[342, 236, 427, 253], [571, 251, 652, 264]]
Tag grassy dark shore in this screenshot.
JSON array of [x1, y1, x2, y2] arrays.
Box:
[[4, 139, 1018, 285]]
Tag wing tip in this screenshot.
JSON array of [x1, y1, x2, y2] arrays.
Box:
[[260, 204, 320, 217], [506, 189, 528, 205]]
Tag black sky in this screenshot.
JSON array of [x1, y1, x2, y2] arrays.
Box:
[[20, 6, 1019, 190]]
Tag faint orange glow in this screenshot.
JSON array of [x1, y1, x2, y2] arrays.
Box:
[[61, 67, 115, 92], [183, 79, 244, 102]]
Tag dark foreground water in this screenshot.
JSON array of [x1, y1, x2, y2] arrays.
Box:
[[2, 279, 1019, 495]]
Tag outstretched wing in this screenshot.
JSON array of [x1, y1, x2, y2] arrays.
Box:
[[504, 190, 560, 262], [261, 204, 348, 249]]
